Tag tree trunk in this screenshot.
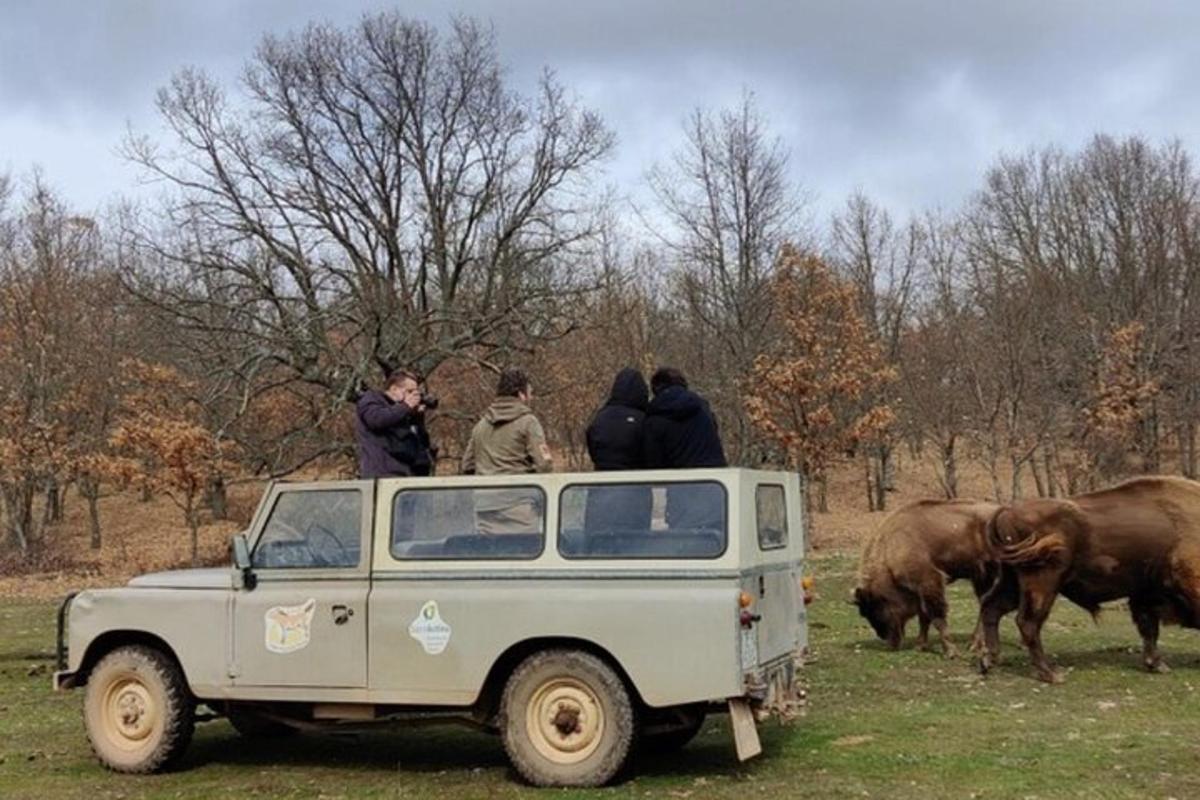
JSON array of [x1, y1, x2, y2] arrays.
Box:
[[863, 458, 876, 512], [880, 443, 896, 491], [873, 453, 886, 512], [80, 476, 102, 550], [986, 453, 1003, 502], [816, 474, 829, 514], [43, 477, 62, 526], [186, 494, 199, 567], [1043, 444, 1059, 497], [940, 436, 958, 499], [1009, 455, 1024, 501], [1030, 450, 1047, 498], [3, 482, 35, 556], [1182, 420, 1197, 479], [1143, 400, 1161, 473], [140, 484, 153, 503], [207, 476, 228, 521]]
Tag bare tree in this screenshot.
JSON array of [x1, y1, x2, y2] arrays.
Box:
[[830, 193, 918, 509], [647, 92, 806, 463], [122, 13, 614, 475], [0, 176, 108, 554]]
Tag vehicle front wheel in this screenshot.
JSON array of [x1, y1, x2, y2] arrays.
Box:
[[83, 645, 194, 773], [501, 649, 634, 787]]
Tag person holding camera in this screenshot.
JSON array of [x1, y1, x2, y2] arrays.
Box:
[[355, 370, 437, 478]]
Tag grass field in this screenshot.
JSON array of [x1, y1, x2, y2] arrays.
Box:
[[3, 552, 1200, 800]]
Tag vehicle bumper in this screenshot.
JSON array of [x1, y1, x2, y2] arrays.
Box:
[[744, 648, 807, 720], [54, 591, 79, 691], [53, 670, 77, 691]]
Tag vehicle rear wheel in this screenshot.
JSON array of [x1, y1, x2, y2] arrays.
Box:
[[83, 645, 194, 773], [227, 705, 298, 739], [501, 649, 633, 787], [637, 706, 706, 754]]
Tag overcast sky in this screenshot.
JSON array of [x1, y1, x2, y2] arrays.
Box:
[[3, 1, 1199, 223]]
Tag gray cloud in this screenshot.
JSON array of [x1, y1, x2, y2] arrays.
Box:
[[2, 0, 1199, 219]]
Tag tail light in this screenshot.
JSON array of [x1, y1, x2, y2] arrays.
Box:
[[801, 575, 815, 605], [738, 591, 760, 627]]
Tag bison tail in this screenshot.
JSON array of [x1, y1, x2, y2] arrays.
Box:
[[993, 535, 1069, 567], [985, 508, 1067, 567]]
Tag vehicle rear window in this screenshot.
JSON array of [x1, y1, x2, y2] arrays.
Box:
[[253, 490, 363, 569], [756, 484, 788, 550], [558, 482, 727, 559], [391, 487, 546, 560]]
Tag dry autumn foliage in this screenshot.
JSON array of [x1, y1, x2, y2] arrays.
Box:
[[104, 360, 238, 566], [745, 248, 897, 511], [1070, 322, 1162, 485]]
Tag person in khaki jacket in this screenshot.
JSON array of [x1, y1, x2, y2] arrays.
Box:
[[461, 369, 552, 534]]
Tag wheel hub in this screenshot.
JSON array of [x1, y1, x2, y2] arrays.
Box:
[[526, 678, 604, 765], [104, 678, 158, 744]]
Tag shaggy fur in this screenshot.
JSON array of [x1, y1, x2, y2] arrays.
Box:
[[854, 499, 1003, 656], [981, 476, 1200, 683]]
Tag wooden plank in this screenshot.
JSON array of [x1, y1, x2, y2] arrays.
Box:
[[728, 698, 762, 761]]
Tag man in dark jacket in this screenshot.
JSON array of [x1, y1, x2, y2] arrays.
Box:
[[583, 368, 651, 534], [644, 367, 727, 532], [355, 371, 434, 478], [644, 367, 727, 469]]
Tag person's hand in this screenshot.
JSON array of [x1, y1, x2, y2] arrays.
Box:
[[402, 386, 422, 410]]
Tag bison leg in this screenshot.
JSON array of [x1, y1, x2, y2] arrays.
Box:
[[886, 620, 905, 650], [916, 613, 931, 651], [1015, 572, 1063, 684], [919, 593, 956, 658], [976, 567, 1019, 674], [1129, 597, 1169, 674]]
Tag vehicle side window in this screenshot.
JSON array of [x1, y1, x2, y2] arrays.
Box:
[[252, 490, 363, 569], [391, 487, 545, 560], [756, 484, 788, 550], [558, 481, 726, 559]]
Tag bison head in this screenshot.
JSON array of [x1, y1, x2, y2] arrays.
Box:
[[853, 587, 907, 649]]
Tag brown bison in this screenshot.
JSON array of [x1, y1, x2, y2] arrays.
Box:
[[981, 476, 1200, 683], [854, 499, 1006, 656]]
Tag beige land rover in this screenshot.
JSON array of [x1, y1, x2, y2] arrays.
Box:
[[54, 468, 809, 787]]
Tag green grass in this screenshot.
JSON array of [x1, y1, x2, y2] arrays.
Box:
[[3, 554, 1200, 799]]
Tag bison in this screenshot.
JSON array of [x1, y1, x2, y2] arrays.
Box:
[[854, 499, 1007, 656], [981, 476, 1200, 683]]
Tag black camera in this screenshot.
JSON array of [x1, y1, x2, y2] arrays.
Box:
[[420, 392, 439, 410]]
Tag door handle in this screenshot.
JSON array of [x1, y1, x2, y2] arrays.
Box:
[[332, 605, 355, 625]]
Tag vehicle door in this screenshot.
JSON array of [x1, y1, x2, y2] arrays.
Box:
[[233, 482, 372, 688], [741, 475, 806, 665]]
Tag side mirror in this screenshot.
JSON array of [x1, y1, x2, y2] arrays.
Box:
[[232, 533, 256, 590]]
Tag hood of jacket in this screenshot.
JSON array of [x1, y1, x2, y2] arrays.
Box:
[[606, 368, 648, 411], [648, 384, 705, 420], [484, 397, 534, 425]]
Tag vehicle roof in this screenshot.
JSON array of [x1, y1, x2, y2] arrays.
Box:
[[272, 466, 799, 490]]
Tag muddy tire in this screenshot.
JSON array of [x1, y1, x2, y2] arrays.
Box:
[[227, 705, 297, 739], [83, 645, 194, 773], [501, 649, 633, 787], [637, 708, 706, 754]]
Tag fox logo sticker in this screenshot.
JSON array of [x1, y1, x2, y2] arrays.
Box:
[[264, 598, 316, 654]]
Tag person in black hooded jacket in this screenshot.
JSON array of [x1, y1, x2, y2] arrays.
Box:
[[644, 367, 727, 533], [586, 367, 649, 470], [581, 368, 653, 535]]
